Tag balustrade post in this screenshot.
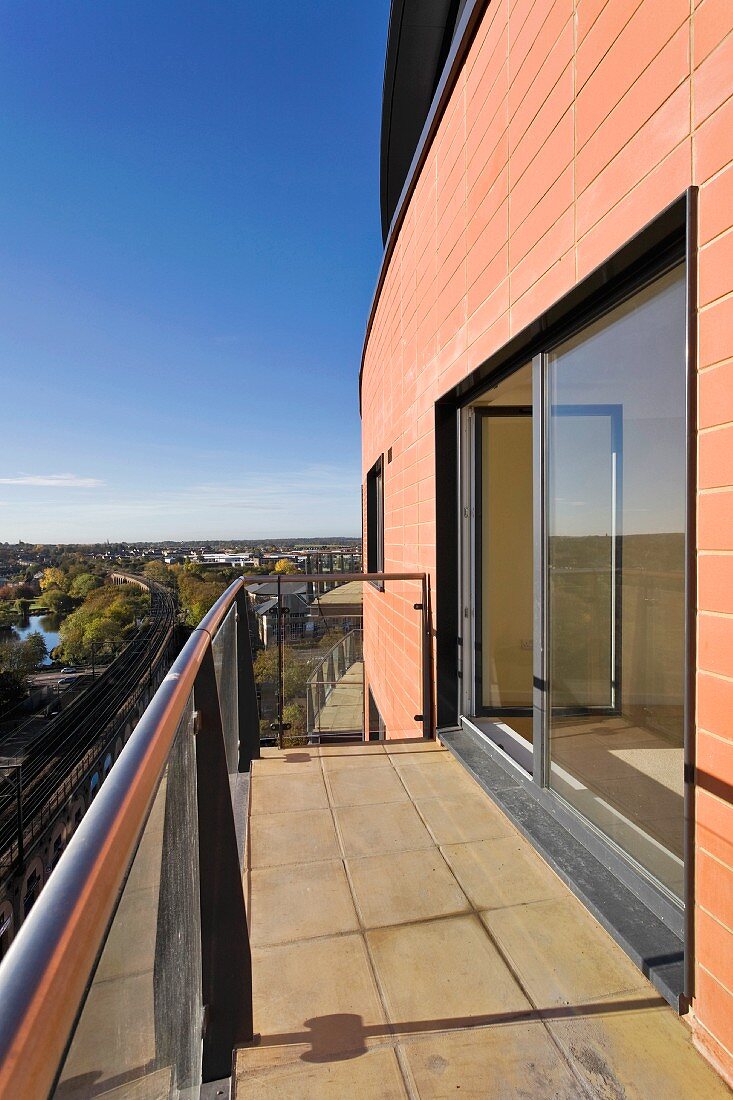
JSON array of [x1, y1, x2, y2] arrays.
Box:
[[235, 590, 260, 771]]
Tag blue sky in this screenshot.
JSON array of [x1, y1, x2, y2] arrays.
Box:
[[0, 1, 389, 542]]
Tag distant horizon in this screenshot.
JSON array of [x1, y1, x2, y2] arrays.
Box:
[[2, 534, 362, 548]]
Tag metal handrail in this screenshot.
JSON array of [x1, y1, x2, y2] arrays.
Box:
[[305, 626, 363, 687], [0, 579, 245, 1099], [306, 627, 363, 735], [240, 571, 424, 582]]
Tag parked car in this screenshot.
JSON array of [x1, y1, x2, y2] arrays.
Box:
[[60, 667, 77, 675], [57, 679, 74, 691]]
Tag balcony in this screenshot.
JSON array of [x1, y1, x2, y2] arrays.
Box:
[[0, 577, 728, 1098], [238, 740, 728, 1098]]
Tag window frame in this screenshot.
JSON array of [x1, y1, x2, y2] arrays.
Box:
[[366, 455, 384, 575]]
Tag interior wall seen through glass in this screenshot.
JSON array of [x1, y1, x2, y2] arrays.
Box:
[[481, 415, 533, 712]]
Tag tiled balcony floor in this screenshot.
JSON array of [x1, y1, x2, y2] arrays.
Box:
[[235, 741, 729, 1099]]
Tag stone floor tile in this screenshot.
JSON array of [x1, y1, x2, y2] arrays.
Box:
[[250, 772, 328, 815], [483, 895, 647, 1007], [384, 739, 447, 756], [239, 934, 388, 1073], [395, 757, 480, 801], [326, 762, 410, 807], [334, 800, 434, 858], [415, 793, 516, 845], [320, 744, 392, 771], [347, 847, 471, 928], [252, 749, 322, 774], [441, 836, 565, 911], [237, 1046, 408, 1099], [249, 808, 341, 868], [398, 1021, 586, 1098], [368, 914, 530, 1028], [546, 988, 733, 1099], [249, 859, 358, 946]]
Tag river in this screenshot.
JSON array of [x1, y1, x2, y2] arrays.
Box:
[[8, 613, 62, 664]]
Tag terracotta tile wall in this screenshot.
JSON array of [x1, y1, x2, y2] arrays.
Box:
[[362, 0, 733, 1080]]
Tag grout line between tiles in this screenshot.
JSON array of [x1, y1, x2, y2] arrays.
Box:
[[326, 749, 418, 1099]]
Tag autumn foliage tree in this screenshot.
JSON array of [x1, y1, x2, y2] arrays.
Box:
[[59, 585, 149, 664], [273, 559, 299, 575]]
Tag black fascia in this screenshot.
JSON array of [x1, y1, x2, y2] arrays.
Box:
[[381, 0, 465, 241]]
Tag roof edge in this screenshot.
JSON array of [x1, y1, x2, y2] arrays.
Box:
[[360, 0, 489, 415]]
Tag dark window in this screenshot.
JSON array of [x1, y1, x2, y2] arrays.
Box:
[[366, 456, 384, 574], [368, 688, 385, 742]]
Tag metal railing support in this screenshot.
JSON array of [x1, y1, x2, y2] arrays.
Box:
[[235, 591, 261, 772], [194, 645, 253, 1081]]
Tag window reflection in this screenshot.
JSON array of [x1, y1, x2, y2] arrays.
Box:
[[547, 265, 686, 899]]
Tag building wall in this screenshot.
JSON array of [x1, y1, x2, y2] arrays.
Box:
[[361, 0, 733, 1080]]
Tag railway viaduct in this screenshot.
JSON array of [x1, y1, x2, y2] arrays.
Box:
[[0, 573, 179, 957]]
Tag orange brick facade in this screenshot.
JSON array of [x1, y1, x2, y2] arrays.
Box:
[[362, 0, 733, 1084]]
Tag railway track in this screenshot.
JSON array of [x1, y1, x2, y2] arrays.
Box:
[[0, 575, 178, 883]]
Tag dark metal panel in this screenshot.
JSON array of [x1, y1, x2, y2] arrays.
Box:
[[532, 353, 548, 787], [435, 402, 460, 728], [236, 591, 261, 774], [194, 647, 253, 1082], [381, 0, 464, 239]]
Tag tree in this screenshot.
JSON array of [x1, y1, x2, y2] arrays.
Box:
[[40, 567, 67, 593], [0, 670, 26, 712], [69, 573, 101, 600], [0, 604, 16, 629], [59, 584, 149, 664], [253, 646, 309, 704], [143, 561, 176, 587], [20, 631, 48, 671], [44, 589, 74, 614], [273, 559, 299, 575], [176, 572, 227, 626], [282, 702, 306, 735], [13, 583, 36, 600]]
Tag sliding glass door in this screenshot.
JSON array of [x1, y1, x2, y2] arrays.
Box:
[[467, 263, 687, 902]]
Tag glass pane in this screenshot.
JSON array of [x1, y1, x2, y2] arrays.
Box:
[[481, 415, 533, 711], [547, 265, 686, 899], [470, 362, 534, 769], [549, 410, 615, 709], [55, 697, 203, 1098], [212, 605, 238, 775]]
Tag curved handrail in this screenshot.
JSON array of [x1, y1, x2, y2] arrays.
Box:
[[0, 579, 244, 1099], [305, 626, 362, 688]]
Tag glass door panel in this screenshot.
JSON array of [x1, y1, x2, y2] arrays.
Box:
[[481, 414, 533, 713], [549, 408, 620, 712], [471, 362, 534, 772], [547, 266, 687, 900]]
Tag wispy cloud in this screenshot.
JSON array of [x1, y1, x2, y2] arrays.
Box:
[[0, 463, 361, 540], [0, 473, 104, 488]]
